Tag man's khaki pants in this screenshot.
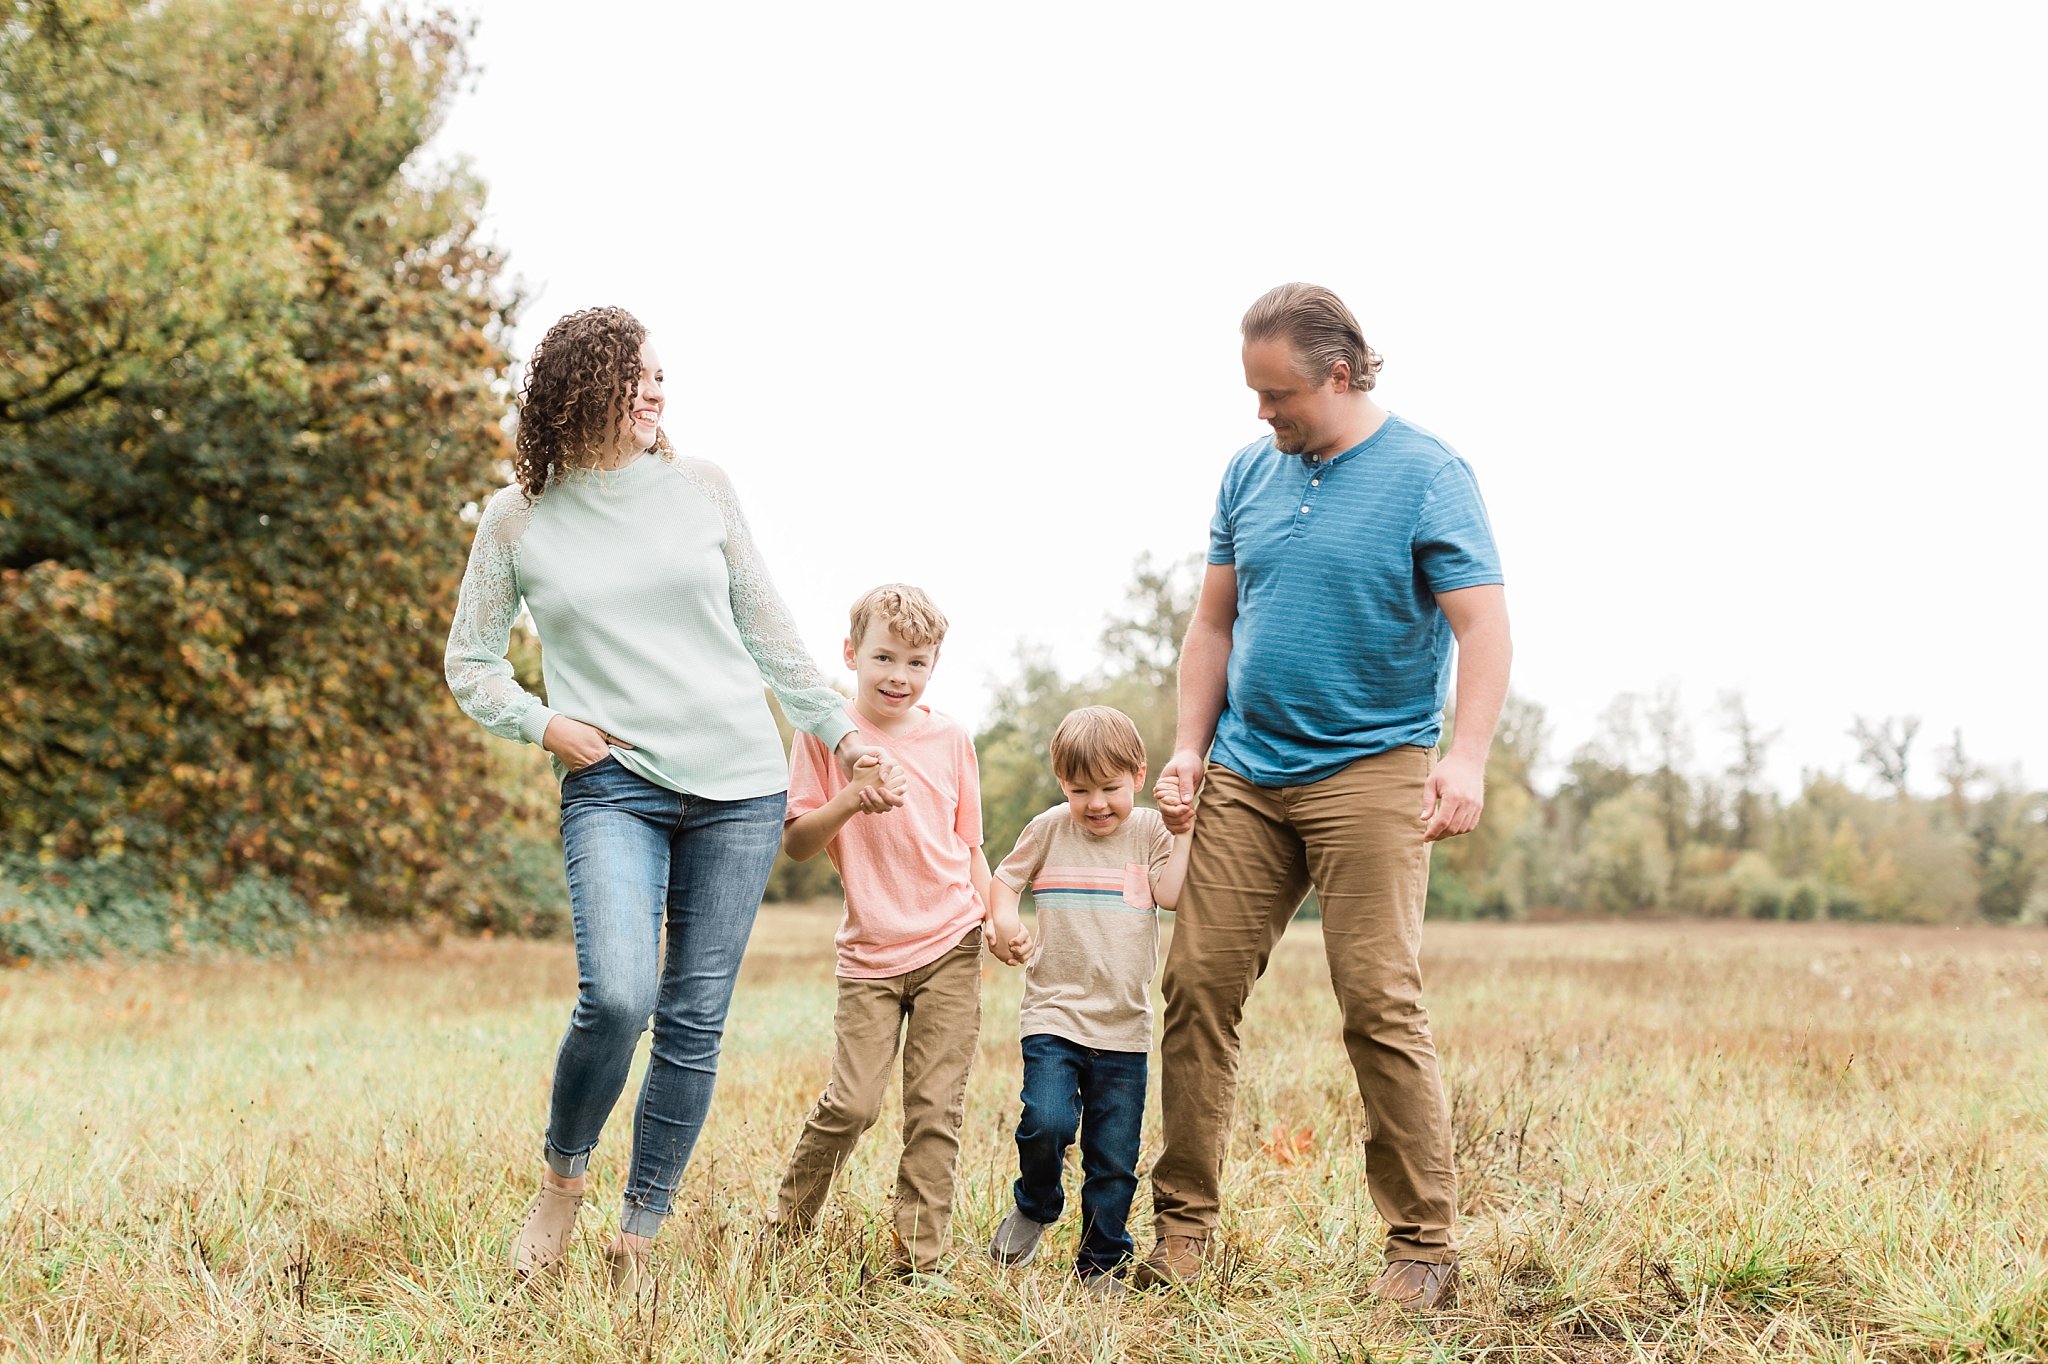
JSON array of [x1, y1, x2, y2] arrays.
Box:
[[1151, 750, 1457, 1263], [773, 928, 982, 1270]]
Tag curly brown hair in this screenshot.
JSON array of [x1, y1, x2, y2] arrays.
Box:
[[512, 306, 670, 497]]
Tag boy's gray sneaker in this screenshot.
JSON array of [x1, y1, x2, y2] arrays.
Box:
[[988, 1208, 1049, 1266], [1083, 1272, 1128, 1298]]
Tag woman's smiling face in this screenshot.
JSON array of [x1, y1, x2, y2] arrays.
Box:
[[614, 336, 664, 456]]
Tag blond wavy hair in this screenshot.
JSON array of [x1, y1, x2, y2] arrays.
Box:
[[848, 583, 949, 652], [1241, 283, 1384, 393]]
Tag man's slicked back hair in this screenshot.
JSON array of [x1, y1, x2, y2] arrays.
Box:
[[1241, 282, 1384, 393]]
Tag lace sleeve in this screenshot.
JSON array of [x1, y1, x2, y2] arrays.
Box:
[[675, 458, 855, 752], [444, 487, 555, 746]]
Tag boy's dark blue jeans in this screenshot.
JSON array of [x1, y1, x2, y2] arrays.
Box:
[[1012, 1032, 1149, 1278]]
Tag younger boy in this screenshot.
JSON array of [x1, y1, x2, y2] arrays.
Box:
[[770, 584, 992, 1276], [984, 705, 1190, 1291]]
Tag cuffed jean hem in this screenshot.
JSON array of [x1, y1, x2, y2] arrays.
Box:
[[620, 1200, 666, 1240], [545, 1142, 593, 1180]]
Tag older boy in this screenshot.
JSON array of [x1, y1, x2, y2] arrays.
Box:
[[770, 584, 992, 1276], [984, 706, 1191, 1291]]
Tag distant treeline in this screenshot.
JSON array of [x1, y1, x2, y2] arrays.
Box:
[[1427, 700, 2044, 925]]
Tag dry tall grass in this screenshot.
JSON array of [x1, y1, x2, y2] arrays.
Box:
[[3, 910, 2043, 1362]]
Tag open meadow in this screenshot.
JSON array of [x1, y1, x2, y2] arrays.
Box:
[[3, 909, 2044, 1363]]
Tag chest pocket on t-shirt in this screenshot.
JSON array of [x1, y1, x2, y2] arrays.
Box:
[[1122, 863, 1154, 910]]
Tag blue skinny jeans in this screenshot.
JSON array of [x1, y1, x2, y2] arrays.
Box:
[[544, 755, 784, 1239]]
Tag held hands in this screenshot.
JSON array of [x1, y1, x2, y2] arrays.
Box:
[[1420, 752, 1485, 841], [1154, 772, 1185, 827], [985, 910, 1034, 966], [542, 715, 632, 771], [835, 734, 907, 813], [1153, 750, 1205, 835]]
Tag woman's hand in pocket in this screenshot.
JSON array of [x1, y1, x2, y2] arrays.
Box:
[[543, 715, 631, 772]]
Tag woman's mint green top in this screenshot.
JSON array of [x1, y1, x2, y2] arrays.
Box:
[[444, 453, 854, 799]]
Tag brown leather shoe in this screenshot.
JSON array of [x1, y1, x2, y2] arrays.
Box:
[[1129, 1234, 1208, 1289], [1368, 1258, 1459, 1310], [512, 1183, 583, 1281]]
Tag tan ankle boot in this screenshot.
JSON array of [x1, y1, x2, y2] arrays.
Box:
[[512, 1183, 583, 1281], [1367, 1258, 1459, 1310], [1130, 1234, 1208, 1289], [605, 1239, 651, 1299]]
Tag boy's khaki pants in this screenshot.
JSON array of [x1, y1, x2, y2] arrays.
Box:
[[1150, 749, 1458, 1264], [773, 928, 982, 1270]]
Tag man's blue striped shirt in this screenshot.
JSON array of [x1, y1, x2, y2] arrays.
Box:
[[1206, 414, 1503, 787]]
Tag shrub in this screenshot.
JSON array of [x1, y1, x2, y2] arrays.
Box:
[[0, 856, 321, 962]]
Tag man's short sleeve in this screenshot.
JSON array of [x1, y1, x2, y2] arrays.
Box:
[[994, 812, 1049, 892], [1206, 479, 1236, 566], [954, 728, 984, 848], [785, 732, 838, 822], [1414, 458, 1504, 594]]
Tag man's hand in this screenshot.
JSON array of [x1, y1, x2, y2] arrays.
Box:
[[1154, 749, 1205, 835], [835, 733, 907, 812], [1419, 752, 1485, 842], [543, 715, 632, 771]]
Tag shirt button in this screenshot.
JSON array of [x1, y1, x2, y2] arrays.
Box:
[[1301, 505, 1312, 514], [1311, 479, 1320, 486]]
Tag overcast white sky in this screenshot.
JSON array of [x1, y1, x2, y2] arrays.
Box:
[[429, 1, 2047, 795]]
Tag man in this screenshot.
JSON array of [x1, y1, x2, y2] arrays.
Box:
[[1138, 283, 1510, 1309]]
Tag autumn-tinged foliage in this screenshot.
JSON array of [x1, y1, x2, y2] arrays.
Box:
[[0, 0, 546, 943]]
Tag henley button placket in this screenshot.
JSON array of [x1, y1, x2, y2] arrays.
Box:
[[1290, 454, 1335, 537]]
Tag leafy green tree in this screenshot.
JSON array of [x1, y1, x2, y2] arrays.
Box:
[[1718, 691, 1777, 851], [1, 2, 309, 428], [1850, 714, 1920, 801], [1557, 693, 1641, 826], [1576, 788, 1670, 914], [1, 0, 541, 932], [1431, 692, 1549, 919], [1643, 682, 1692, 898], [1969, 782, 2045, 923]]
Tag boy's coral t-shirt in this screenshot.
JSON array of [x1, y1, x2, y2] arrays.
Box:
[[785, 705, 984, 978]]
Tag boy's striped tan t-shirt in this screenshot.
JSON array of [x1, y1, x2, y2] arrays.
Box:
[[994, 804, 1172, 1053]]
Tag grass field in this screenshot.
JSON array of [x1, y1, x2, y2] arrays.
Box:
[[3, 908, 2045, 1362]]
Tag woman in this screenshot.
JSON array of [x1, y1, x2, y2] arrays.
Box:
[[445, 306, 899, 1290]]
